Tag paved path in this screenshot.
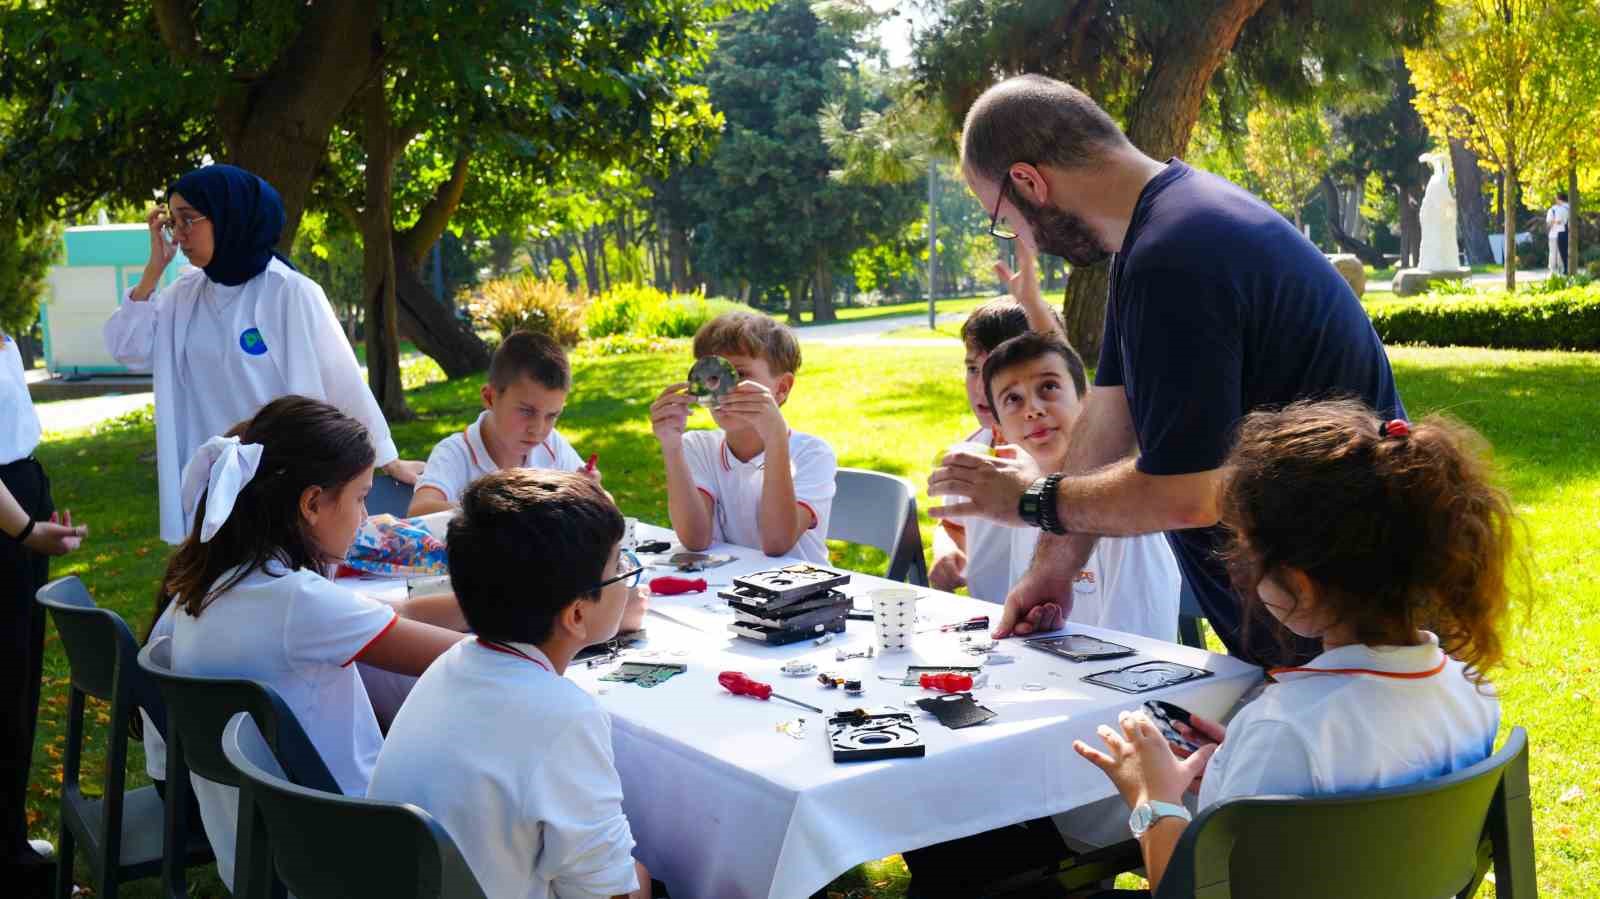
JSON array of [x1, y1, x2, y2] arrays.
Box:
[[799, 309, 975, 343]]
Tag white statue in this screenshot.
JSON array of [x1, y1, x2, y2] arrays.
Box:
[[1416, 151, 1462, 271]]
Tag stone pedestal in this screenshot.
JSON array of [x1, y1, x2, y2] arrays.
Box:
[[1391, 267, 1471, 297], [1326, 254, 1366, 297]]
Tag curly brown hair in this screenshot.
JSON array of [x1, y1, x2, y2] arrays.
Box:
[[1219, 398, 1519, 682]]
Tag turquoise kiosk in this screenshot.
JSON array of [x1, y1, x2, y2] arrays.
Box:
[[43, 224, 189, 377]]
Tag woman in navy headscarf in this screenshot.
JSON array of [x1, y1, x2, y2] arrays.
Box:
[[105, 164, 422, 543]]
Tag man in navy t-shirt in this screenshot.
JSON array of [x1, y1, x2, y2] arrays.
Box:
[[928, 74, 1403, 666]]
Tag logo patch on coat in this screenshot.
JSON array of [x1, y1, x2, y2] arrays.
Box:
[[239, 328, 268, 356]]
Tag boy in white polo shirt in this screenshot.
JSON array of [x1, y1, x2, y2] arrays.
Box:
[[408, 330, 596, 516], [369, 469, 655, 899], [648, 312, 836, 563]]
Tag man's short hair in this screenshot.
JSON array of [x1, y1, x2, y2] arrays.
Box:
[[981, 331, 1089, 410], [447, 469, 624, 644], [1557, 191, 1569, 202], [962, 75, 1129, 186], [961, 297, 1067, 356], [693, 311, 802, 376], [489, 330, 571, 392]]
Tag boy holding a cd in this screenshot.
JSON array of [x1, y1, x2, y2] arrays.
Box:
[[648, 311, 837, 563]]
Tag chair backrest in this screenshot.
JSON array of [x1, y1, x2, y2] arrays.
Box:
[[367, 472, 415, 519], [36, 576, 142, 703], [1156, 727, 1534, 899], [136, 638, 340, 793], [830, 468, 928, 585], [223, 713, 488, 899]]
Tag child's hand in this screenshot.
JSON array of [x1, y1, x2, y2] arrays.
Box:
[[1074, 710, 1216, 810], [650, 383, 695, 450], [714, 381, 787, 444], [1172, 712, 1226, 756], [995, 252, 1041, 308], [930, 549, 967, 591]]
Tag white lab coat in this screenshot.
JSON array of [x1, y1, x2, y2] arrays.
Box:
[[105, 259, 398, 542]]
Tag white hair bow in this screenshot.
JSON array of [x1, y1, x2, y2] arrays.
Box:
[[179, 435, 264, 543]]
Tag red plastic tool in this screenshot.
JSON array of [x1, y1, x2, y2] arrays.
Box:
[[648, 575, 707, 595], [719, 671, 823, 713], [920, 672, 975, 693], [584, 453, 599, 473]]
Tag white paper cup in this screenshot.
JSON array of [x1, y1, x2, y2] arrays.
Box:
[[622, 517, 638, 550], [868, 587, 920, 654]]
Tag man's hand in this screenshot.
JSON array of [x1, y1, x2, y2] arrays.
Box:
[[384, 459, 427, 485], [713, 381, 787, 445], [994, 560, 1074, 637], [927, 446, 1038, 527], [650, 383, 695, 451], [23, 511, 88, 556], [1073, 710, 1217, 811], [929, 548, 967, 592]]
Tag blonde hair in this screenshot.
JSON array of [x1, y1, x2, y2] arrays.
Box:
[[692, 311, 801, 376]]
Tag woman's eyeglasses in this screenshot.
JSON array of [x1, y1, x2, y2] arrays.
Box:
[[588, 549, 644, 592], [161, 210, 209, 242]]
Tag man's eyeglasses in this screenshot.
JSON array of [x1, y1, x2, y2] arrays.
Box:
[[161, 210, 209, 241], [589, 549, 644, 593], [989, 177, 1018, 241]]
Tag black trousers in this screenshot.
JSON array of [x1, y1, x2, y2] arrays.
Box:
[[1558, 230, 1569, 273], [0, 456, 53, 870]]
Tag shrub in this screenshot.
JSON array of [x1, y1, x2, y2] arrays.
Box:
[[637, 294, 752, 339], [574, 334, 689, 358], [584, 283, 755, 340], [467, 275, 587, 347], [584, 284, 654, 338], [1365, 286, 1600, 350]]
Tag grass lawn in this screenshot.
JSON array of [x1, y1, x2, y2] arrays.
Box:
[[25, 343, 1599, 896]]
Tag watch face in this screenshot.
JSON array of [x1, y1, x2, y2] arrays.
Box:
[[1128, 804, 1153, 836]]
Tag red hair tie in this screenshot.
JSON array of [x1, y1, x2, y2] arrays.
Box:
[[1379, 419, 1410, 439]]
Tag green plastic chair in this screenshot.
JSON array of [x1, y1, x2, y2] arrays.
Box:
[[1153, 727, 1535, 898], [136, 637, 341, 899], [222, 712, 489, 899], [34, 577, 214, 899]]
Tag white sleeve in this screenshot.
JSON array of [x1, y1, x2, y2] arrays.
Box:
[[681, 431, 721, 501], [104, 289, 164, 371], [283, 578, 399, 669], [415, 435, 470, 503], [1095, 534, 1182, 642], [1197, 717, 1319, 810], [550, 429, 586, 471], [790, 436, 838, 531], [281, 279, 400, 466], [528, 713, 639, 899]]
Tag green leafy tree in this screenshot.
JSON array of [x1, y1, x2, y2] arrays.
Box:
[[0, 221, 61, 368], [1408, 0, 1600, 289], [1244, 100, 1336, 230]]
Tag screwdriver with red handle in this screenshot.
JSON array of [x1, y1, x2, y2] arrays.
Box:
[[718, 671, 823, 713], [920, 672, 974, 692], [648, 575, 707, 595]]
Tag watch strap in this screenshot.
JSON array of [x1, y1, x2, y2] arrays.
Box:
[[1129, 799, 1192, 837]]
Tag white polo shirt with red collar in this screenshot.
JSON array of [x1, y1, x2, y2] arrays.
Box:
[[1197, 632, 1500, 810], [417, 410, 586, 503], [680, 428, 837, 564]]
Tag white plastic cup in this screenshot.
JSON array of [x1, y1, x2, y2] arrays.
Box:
[[868, 587, 920, 654], [622, 517, 638, 551]]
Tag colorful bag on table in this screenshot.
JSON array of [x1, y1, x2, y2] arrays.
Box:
[[343, 513, 450, 577]]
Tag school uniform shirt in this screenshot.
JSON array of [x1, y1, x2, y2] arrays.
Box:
[[681, 429, 837, 564], [104, 259, 399, 543], [0, 334, 42, 465], [170, 560, 397, 888], [416, 410, 585, 504], [1008, 526, 1181, 642], [368, 639, 639, 899], [934, 428, 1013, 605], [1198, 632, 1499, 811]]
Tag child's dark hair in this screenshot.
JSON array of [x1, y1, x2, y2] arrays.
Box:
[[446, 469, 624, 644], [489, 330, 571, 392], [980, 331, 1088, 409], [1220, 398, 1518, 682], [693, 311, 802, 376], [161, 396, 376, 617], [961, 297, 1066, 355]]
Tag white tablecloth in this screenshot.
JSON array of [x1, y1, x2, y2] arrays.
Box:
[[340, 525, 1262, 899]]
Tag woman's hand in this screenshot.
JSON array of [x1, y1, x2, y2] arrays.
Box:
[[384, 459, 427, 485], [22, 511, 88, 556]]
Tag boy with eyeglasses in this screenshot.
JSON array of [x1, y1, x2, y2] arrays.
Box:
[[368, 469, 656, 899]]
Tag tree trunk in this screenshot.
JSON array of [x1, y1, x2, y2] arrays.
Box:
[[812, 255, 836, 323], [1569, 144, 1580, 272], [14, 330, 37, 370], [1448, 138, 1496, 265], [199, 0, 382, 249], [1061, 0, 1268, 358], [1398, 184, 1422, 269], [787, 277, 808, 325], [667, 223, 692, 293], [392, 245, 491, 378], [358, 80, 411, 420], [1504, 163, 1518, 291], [1320, 176, 1386, 266]]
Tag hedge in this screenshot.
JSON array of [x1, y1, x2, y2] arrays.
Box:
[[1363, 286, 1600, 350]]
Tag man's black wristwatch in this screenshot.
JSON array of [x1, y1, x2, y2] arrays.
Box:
[[1018, 474, 1067, 535]]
